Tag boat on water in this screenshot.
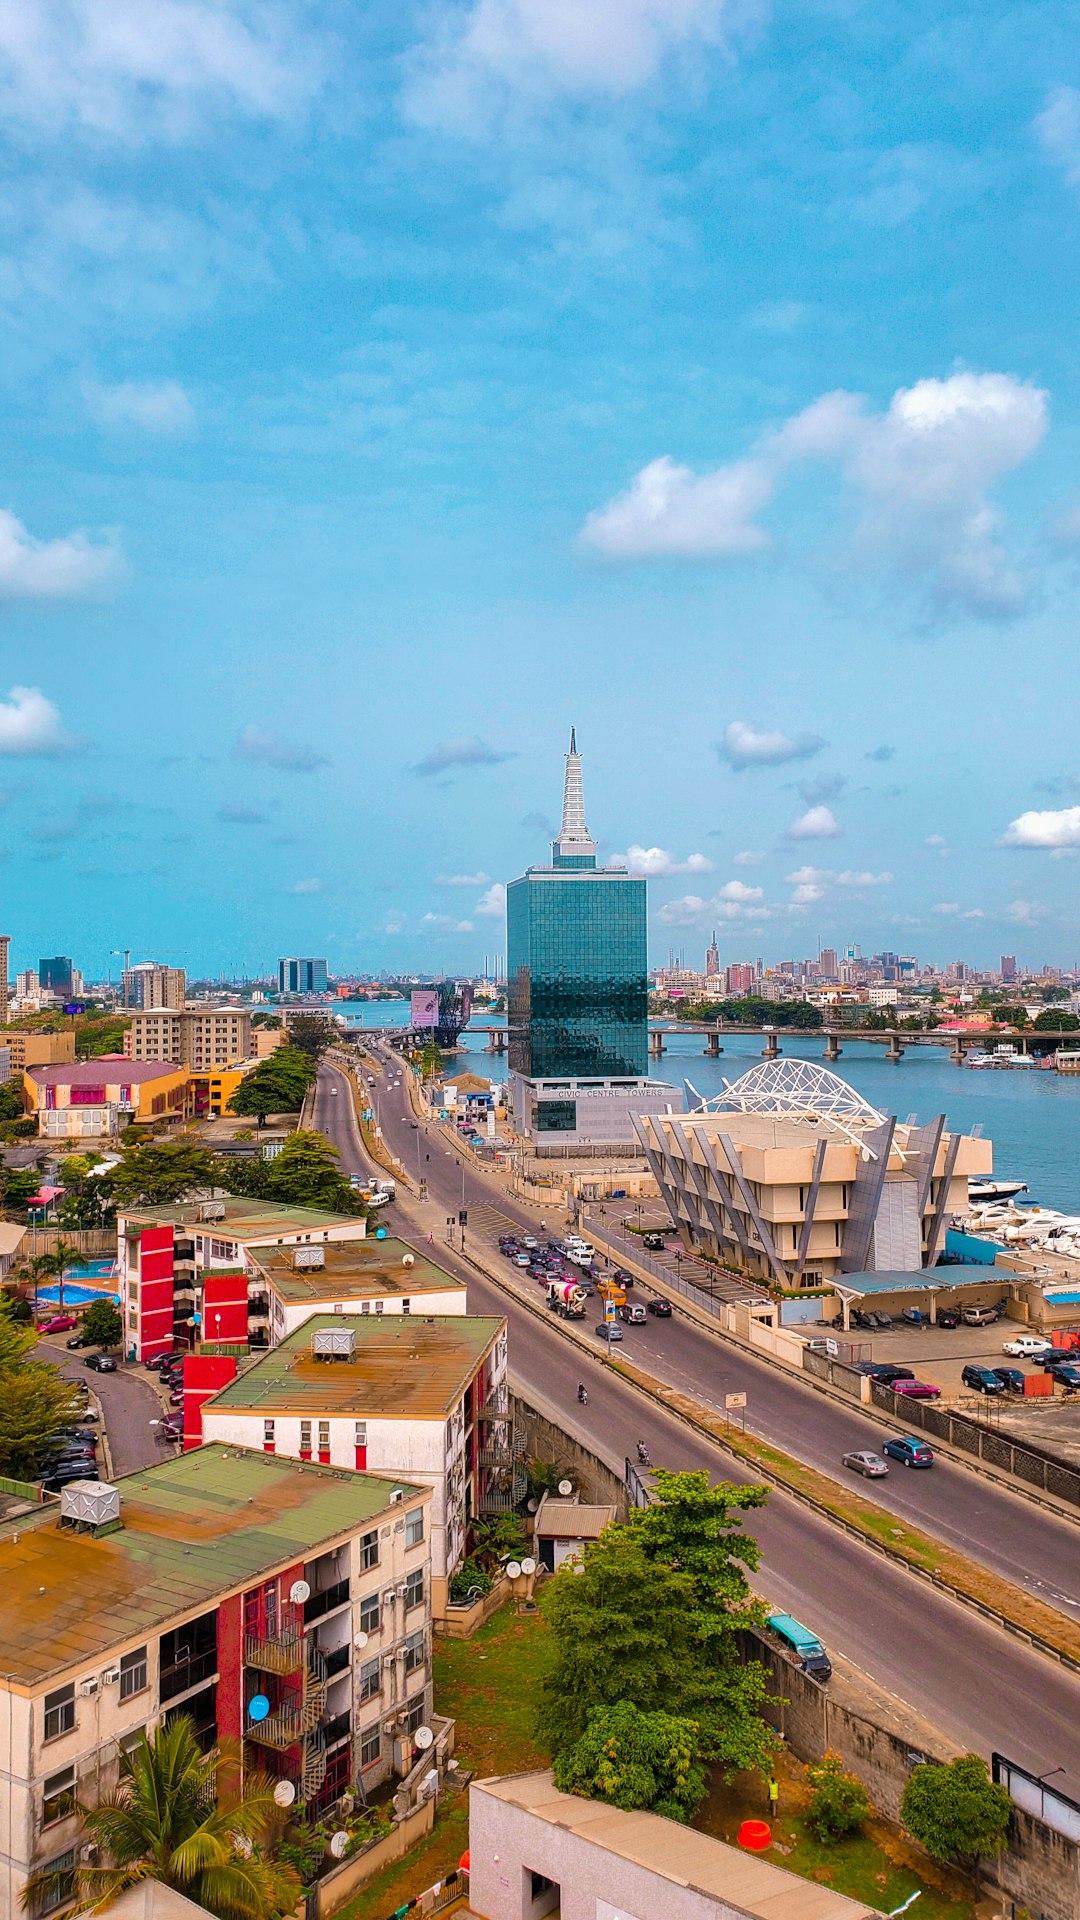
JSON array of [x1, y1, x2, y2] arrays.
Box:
[[968, 1177, 1028, 1203]]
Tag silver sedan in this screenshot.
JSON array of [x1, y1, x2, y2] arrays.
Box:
[[842, 1449, 890, 1478]]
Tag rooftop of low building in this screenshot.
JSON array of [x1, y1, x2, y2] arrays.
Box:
[[249, 1235, 466, 1303], [204, 1312, 505, 1420], [26, 1059, 184, 1087], [0, 1445, 425, 1690], [120, 1195, 363, 1239]]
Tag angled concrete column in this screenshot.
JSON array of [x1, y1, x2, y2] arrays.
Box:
[[886, 1031, 904, 1062], [823, 1028, 842, 1061], [761, 1026, 779, 1059], [705, 1031, 722, 1056]]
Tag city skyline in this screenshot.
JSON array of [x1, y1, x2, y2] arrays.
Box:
[[3, 6, 1080, 968]]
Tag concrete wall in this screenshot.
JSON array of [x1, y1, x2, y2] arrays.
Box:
[[510, 1395, 628, 1517], [308, 1799, 436, 1918]]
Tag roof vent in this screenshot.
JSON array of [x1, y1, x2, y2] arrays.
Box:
[[60, 1482, 121, 1531], [198, 1200, 226, 1222], [312, 1326, 356, 1361], [293, 1245, 325, 1271]]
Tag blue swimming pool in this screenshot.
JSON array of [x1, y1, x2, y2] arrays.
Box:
[[65, 1258, 118, 1279], [37, 1282, 120, 1307]]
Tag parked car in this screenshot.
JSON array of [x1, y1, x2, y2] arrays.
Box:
[[84, 1354, 117, 1374], [765, 1612, 832, 1681], [881, 1436, 935, 1468], [891, 1379, 941, 1399], [39, 1315, 77, 1334], [1001, 1334, 1052, 1359], [936, 1308, 962, 1329], [647, 1298, 673, 1317], [1051, 1364, 1080, 1391], [65, 1333, 92, 1350], [41, 1467, 95, 1493], [992, 1367, 1026, 1394], [1043, 1347, 1080, 1369], [961, 1364, 1004, 1395], [842, 1450, 889, 1478], [593, 1322, 624, 1343], [962, 1304, 999, 1327], [860, 1363, 915, 1385]]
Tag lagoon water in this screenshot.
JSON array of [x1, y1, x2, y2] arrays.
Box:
[[336, 1003, 1080, 1213]]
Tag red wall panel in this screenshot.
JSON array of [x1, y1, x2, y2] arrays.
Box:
[[202, 1268, 250, 1345], [138, 1227, 175, 1360], [183, 1354, 238, 1451]]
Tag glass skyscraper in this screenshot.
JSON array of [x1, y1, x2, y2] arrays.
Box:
[[507, 732, 648, 1083]]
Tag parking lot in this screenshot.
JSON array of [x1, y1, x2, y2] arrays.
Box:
[[859, 1313, 1080, 1406]]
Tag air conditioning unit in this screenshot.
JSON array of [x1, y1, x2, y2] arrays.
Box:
[[381, 1656, 395, 1671], [389, 1489, 403, 1504], [382, 1588, 396, 1606], [382, 1719, 396, 1734], [79, 1677, 99, 1697], [100, 1668, 120, 1686], [395, 1646, 407, 1662], [396, 1585, 409, 1599], [80, 1844, 99, 1865]]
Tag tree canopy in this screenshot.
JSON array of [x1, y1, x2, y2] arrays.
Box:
[[227, 1046, 317, 1124], [537, 1469, 775, 1782], [217, 1131, 364, 1216], [287, 1014, 337, 1058], [103, 1140, 217, 1209], [901, 1755, 1011, 1872], [82, 1298, 123, 1350], [553, 1701, 708, 1823], [0, 1296, 83, 1478]]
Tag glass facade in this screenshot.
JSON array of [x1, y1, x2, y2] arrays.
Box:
[[507, 867, 648, 1079]]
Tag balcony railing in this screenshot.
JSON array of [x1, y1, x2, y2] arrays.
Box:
[[304, 1578, 350, 1625], [159, 1649, 217, 1702], [244, 1626, 304, 1677], [323, 1642, 350, 1679]]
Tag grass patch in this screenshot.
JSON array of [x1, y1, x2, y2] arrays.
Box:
[[610, 1355, 1080, 1666], [334, 1607, 549, 1920]]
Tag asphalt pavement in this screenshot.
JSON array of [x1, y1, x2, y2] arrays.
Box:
[[317, 1052, 1080, 1796], [38, 1339, 168, 1477]]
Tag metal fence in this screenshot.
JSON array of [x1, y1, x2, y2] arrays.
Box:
[[869, 1382, 1080, 1508], [587, 1218, 759, 1317]]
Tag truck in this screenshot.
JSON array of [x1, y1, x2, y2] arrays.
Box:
[[547, 1279, 588, 1319], [596, 1278, 627, 1310]]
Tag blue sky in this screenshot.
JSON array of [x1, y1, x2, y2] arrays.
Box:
[[3, 0, 1080, 981]]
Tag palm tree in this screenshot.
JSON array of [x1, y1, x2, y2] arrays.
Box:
[[22, 1715, 301, 1919], [38, 1237, 87, 1315]]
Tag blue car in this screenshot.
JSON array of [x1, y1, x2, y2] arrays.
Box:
[[881, 1435, 935, 1468]]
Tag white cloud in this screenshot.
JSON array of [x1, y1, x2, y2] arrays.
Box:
[[0, 1, 320, 141], [656, 893, 707, 927], [717, 722, 826, 771], [286, 878, 322, 896], [382, 913, 405, 936], [581, 455, 773, 559], [84, 378, 194, 432], [1008, 899, 1050, 926], [925, 833, 951, 857], [714, 878, 763, 903], [437, 871, 491, 888], [733, 849, 765, 866], [611, 843, 713, 876], [581, 372, 1047, 617], [235, 726, 328, 773], [789, 883, 823, 907], [835, 869, 892, 887], [1035, 86, 1080, 190], [785, 865, 829, 886], [657, 878, 768, 927], [1002, 806, 1080, 850], [412, 736, 515, 776], [475, 882, 507, 917], [421, 912, 475, 933], [0, 508, 119, 598], [0, 686, 79, 756], [933, 902, 984, 919], [404, 0, 749, 132], [787, 805, 841, 840]]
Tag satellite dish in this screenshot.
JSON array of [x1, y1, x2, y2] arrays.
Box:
[[414, 1724, 434, 1750], [273, 1780, 296, 1809], [402, 1253, 414, 1267], [520, 1556, 536, 1576], [247, 1695, 270, 1723], [329, 1831, 349, 1860], [233, 1834, 253, 1859], [375, 1227, 387, 1240], [557, 1479, 573, 1496], [505, 1561, 522, 1580], [527, 1497, 538, 1513], [354, 1631, 369, 1649], [290, 1579, 311, 1604]]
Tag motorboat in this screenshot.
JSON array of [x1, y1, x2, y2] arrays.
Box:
[[968, 1178, 1028, 1204]]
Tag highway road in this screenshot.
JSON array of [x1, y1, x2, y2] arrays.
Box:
[[316, 1054, 1080, 1796]]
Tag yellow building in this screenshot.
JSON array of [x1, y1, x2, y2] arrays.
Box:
[[23, 1059, 188, 1139], [185, 1065, 249, 1119], [2, 1030, 76, 1074]]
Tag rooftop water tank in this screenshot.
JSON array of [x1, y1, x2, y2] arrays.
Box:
[[312, 1326, 356, 1361], [60, 1482, 121, 1529]]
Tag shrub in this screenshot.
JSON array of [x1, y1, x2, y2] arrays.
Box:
[[806, 1750, 870, 1843], [450, 1558, 492, 1603]]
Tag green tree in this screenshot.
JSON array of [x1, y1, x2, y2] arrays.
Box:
[[537, 1471, 775, 1781], [288, 1014, 336, 1058], [228, 1048, 317, 1127], [901, 1755, 1011, 1880], [104, 1140, 216, 1209], [419, 1041, 443, 1082], [75, 1014, 131, 1058], [469, 1511, 527, 1572], [996, 1005, 1029, 1030], [82, 1298, 123, 1350], [1035, 1008, 1079, 1030], [0, 1166, 45, 1214], [0, 1298, 83, 1476], [0, 1081, 24, 1122], [21, 1715, 301, 1920], [31, 1238, 88, 1314], [553, 1701, 708, 1823], [261, 1130, 364, 1213], [806, 1750, 871, 1843]]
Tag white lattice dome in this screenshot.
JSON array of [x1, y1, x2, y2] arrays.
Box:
[[695, 1058, 886, 1130]]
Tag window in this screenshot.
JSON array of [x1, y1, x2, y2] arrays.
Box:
[[43, 1686, 75, 1743], [358, 1592, 380, 1636], [300, 1420, 312, 1454], [401, 1298, 411, 1314], [359, 1529, 379, 1571], [358, 1657, 380, 1703], [405, 1508, 424, 1549], [360, 1301, 370, 1314], [354, 1421, 367, 1447], [374, 1299, 384, 1315], [119, 1727, 145, 1756], [403, 1629, 425, 1675], [29, 1849, 75, 1917], [42, 1768, 76, 1827], [120, 1646, 148, 1701], [263, 1419, 275, 1449], [404, 1568, 424, 1612], [359, 1723, 381, 1769], [318, 1420, 330, 1451], [405, 1695, 427, 1733]]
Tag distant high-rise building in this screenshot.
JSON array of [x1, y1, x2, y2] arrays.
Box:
[[818, 948, 838, 979], [16, 970, 38, 998], [0, 935, 8, 1027], [725, 963, 755, 996], [705, 932, 719, 978], [122, 963, 186, 1010], [1001, 954, 1017, 983], [39, 956, 74, 995], [277, 958, 329, 996]]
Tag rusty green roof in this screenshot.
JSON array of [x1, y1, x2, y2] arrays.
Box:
[[0, 1445, 427, 1691], [205, 1313, 505, 1420], [121, 1197, 361, 1237], [249, 1236, 466, 1303]]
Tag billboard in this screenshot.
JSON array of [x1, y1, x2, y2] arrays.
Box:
[[411, 988, 439, 1029]]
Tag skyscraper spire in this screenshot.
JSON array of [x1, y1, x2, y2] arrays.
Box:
[[552, 728, 597, 868]]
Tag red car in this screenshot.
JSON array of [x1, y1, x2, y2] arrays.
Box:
[[40, 1314, 77, 1334], [891, 1379, 942, 1399]]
